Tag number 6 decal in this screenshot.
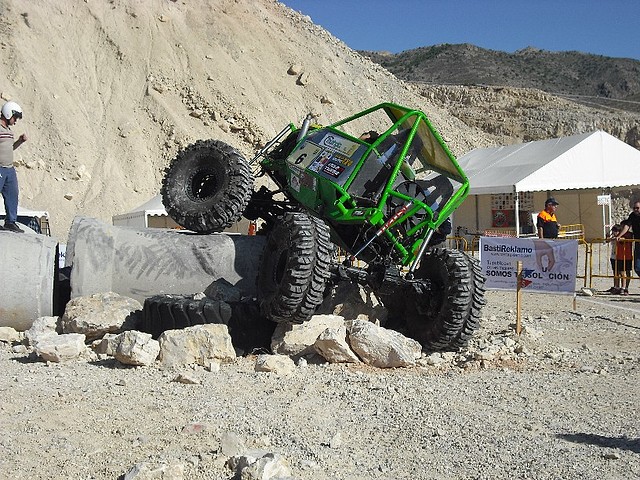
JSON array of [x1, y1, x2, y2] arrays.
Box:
[[295, 153, 307, 164]]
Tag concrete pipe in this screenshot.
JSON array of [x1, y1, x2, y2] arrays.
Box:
[[0, 231, 58, 330], [65, 217, 266, 305]]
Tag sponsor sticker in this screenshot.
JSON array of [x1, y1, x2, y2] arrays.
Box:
[[318, 132, 359, 156], [321, 161, 345, 178], [290, 171, 301, 192]]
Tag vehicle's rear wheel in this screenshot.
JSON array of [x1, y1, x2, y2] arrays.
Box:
[[140, 294, 232, 339], [161, 140, 253, 233], [404, 248, 486, 351], [257, 212, 332, 323]]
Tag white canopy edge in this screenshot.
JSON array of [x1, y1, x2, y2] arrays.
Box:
[[112, 195, 167, 220], [458, 131, 640, 195], [0, 204, 49, 218]]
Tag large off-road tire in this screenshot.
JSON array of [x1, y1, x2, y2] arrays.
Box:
[[257, 212, 332, 324], [405, 248, 486, 351], [141, 294, 232, 339], [161, 140, 253, 233]]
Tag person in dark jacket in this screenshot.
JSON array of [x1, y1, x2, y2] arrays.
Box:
[[616, 200, 640, 278], [537, 197, 560, 239]]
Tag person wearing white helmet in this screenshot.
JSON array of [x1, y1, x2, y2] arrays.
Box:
[[0, 101, 27, 233]]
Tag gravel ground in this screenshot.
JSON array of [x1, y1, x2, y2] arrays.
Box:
[[0, 290, 639, 479]]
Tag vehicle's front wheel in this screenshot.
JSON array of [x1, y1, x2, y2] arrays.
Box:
[[161, 140, 253, 233], [404, 248, 486, 351], [257, 212, 332, 323]]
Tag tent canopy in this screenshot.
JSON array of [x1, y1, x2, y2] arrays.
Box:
[[112, 195, 170, 228], [0, 204, 49, 218], [457, 130, 640, 195], [125, 195, 167, 216]]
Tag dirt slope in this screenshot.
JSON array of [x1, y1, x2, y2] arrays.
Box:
[[2, 0, 638, 240], [0, 0, 488, 239]]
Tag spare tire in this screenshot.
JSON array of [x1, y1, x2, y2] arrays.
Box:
[[404, 248, 486, 351], [161, 139, 253, 233], [257, 212, 332, 324], [140, 294, 232, 339]]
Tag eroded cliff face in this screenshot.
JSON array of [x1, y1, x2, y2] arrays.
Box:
[[418, 84, 640, 147]]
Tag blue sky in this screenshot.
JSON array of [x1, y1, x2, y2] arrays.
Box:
[[280, 0, 640, 60]]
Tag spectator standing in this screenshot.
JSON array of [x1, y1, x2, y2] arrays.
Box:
[[617, 201, 640, 278], [607, 224, 622, 294], [0, 101, 27, 233], [537, 197, 560, 239], [606, 223, 633, 294], [616, 219, 633, 295]]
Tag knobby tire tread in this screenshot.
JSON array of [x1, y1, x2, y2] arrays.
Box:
[[161, 140, 253, 233], [405, 248, 486, 351], [257, 213, 332, 324], [141, 294, 232, 339]]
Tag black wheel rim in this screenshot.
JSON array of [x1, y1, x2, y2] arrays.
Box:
[[188, 169, 219, 202]]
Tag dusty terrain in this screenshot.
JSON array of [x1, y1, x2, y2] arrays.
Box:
[[1, 1, 639, 479], [0, 290, 638, 479]]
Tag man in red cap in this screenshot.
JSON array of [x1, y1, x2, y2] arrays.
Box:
[[537, 197, 560, 239]]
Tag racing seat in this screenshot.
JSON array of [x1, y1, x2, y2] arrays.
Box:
[[359, 129, 416, 203]]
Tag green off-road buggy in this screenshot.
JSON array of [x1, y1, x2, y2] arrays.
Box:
[[159, 103, 485, 351]]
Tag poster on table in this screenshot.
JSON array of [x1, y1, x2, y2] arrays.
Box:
[[479, 237, 579, 294]]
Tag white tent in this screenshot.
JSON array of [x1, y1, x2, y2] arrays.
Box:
[[112, 195, 178, 229], [112, 195, 250, 233], [454, 130, 640, 239]]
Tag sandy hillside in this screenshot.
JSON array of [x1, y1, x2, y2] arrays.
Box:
[[0, 0, 494, 240]]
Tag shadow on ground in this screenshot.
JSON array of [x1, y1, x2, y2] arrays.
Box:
[[557, 433, 640, 453]]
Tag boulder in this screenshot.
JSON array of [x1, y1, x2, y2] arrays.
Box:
[[61, 292, 141, 341], [254, 354, 296, 374], [0, 326, 21, 344], [34, 333, 87, 362], [314, 325, 361, 363], [24, 316, 60, 347], [113, 331, 160, 366], [271, 314, 345, 358], [347, 320, 422, 368], [157, 324, 236, 367]]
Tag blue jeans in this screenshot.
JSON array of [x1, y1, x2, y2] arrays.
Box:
[[0, 166, 19, 224]]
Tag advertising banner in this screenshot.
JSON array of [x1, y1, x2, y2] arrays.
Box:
[[479, 237, 579, 294]]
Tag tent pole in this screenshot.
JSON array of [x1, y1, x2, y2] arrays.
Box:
[[608, 190, 612, 237], [515, 191, 520, 238], [602, 197, 606, 239], [474, 195, 479, 232]]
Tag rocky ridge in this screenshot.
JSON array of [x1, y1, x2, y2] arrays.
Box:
[[360, 43, 640, 106]]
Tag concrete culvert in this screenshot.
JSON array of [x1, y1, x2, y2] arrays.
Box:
[[65, 216, 266, 304], [0, 231, 58, 330]]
